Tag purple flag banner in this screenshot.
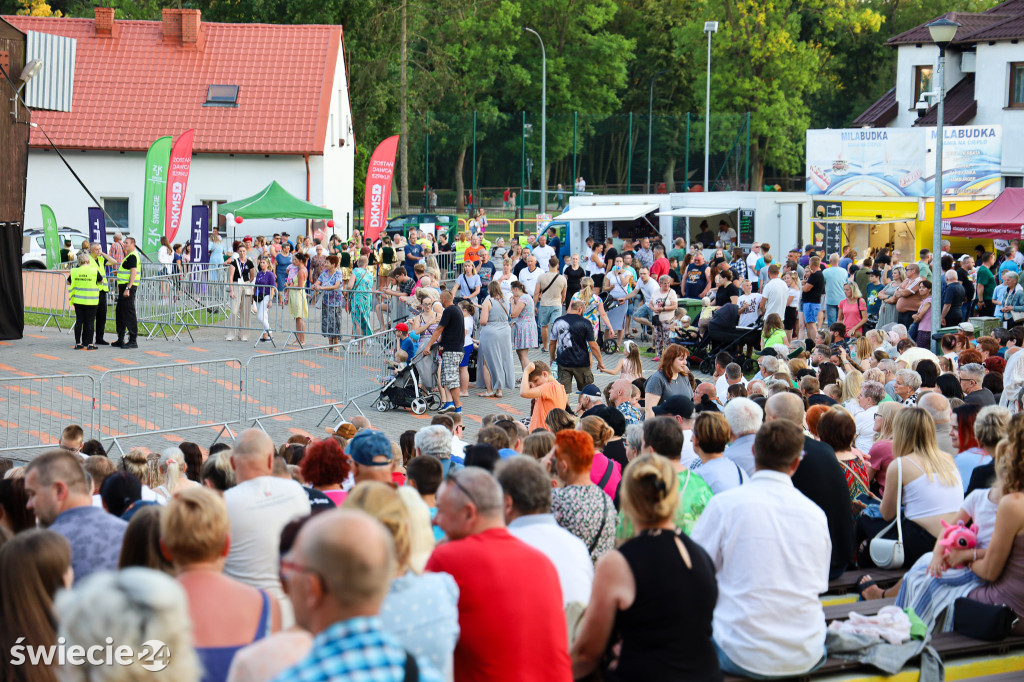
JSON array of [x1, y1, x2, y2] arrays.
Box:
[[190, 205, 209, 264], [88, 207, 107, 250]]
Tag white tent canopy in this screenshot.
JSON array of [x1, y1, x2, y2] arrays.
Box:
[[656, 206, 739, 218], [555, 203, 660, 222]]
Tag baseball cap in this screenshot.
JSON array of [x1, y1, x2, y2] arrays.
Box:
[[346, 430, 392, 466], [958, 322, 975, 333], [577, 384, 601, 397], [395, 323, 409, 333], [652, 395, 694, 419]]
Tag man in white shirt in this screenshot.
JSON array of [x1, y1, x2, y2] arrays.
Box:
[[626, 267, 660, 332], [497, 456, 593, 606], [736, 279, 762, 327], [715, 362, 747, 404], [531, 234, 556, 265], [745, 243, 761, 286], [691, 419, 830, 679], [853, 380, 885, 452], [518, 255, 542, 297], [760, 263, 789, 320], [722, 397, 761, 475], [224, 428, 312, 627]]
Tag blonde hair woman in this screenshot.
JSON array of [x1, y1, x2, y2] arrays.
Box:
[[867, 401, 904, 494], [841, 369, 864, 410], [120, 449, 163, 503], [839, 282, 867, 337], [494, 257, 518, 298], [570, 276, 612, 339], [857, 407, 964, 568], [343, 482, 459, 680], [155, 447, 198, 500], [571, 454, 719, 680]]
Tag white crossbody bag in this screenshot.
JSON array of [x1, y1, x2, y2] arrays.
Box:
[[868, 458, 905, 569]]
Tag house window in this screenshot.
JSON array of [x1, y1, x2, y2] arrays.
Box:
[[1009, 63, 1024, 107], [102, 198, 129, 233], [204, 84, 239, 107], [913, 65, 933, 107]]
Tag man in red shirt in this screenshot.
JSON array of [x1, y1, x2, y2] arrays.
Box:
[[463, 235, 485, 265], [649, 243, 671, 279], [427, 468, 572, 682]]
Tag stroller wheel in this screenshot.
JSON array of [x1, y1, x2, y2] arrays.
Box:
[[601, 338, 618, 354], [411, 398, 427, 415], [375, 398, 391, 412], [742, 358, 758, 375], [426, 394, 442, 410], [699, 358, 714, 375]]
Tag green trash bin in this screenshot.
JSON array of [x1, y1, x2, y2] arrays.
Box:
[[681, 298, 705, 322]]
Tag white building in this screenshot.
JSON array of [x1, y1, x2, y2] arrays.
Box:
[[854, 0, 1024, 184], [5, 8, 355, 242]]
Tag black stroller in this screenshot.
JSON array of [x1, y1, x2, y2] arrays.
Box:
[[686, 304, 762, 375], [373, 347, 442, 415]]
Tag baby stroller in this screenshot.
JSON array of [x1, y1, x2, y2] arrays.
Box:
[[373, 348, 442, 415], [687, 305, 762, 375]]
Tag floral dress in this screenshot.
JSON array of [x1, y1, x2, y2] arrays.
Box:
[[511, 294, 538, 350], [349, 267, 373, 336], [317, 269, 345, 338], [570, 292, 603, 337], [551, 485, 618, 564], [838, 454, 873, 522]]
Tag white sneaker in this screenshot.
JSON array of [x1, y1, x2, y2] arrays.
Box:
[[225, 336, 233, 341], [241, 336, 248, 342]]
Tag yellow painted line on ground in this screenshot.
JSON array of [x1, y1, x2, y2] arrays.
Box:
[[817, 652, 1024, 681], [822, 594, 859, 606]]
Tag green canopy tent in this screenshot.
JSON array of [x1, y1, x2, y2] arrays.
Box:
[[219, 181, 333, 239]]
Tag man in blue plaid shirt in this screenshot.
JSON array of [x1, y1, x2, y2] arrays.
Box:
[[274, 509, 442, 682]]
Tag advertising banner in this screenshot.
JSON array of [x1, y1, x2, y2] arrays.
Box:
[[363, 135, 399, 240], [165, 129, 196, 244], [190, 205, 209, 264], [924, 125, 1002, 196], [87, 207, 107, 250], [142, 136, 173, 255], [806, 126, 1002, 198], [41, 204, 60, 270]]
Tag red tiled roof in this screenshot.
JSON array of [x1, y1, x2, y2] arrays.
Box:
[[2, 14, 342, 155], [852, 87, 898, 127], [913, 74, 977, 126], [887, 12, 1010, 46], [965, 14, 1024, 41]]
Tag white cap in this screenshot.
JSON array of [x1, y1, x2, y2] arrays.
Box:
[[958, 322, 975, 333]]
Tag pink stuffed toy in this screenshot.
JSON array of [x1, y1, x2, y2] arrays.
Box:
[[938, 520, 979, 566]]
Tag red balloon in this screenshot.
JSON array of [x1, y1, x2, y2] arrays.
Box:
[[327, 219, 335, 228], [234, 216, 243, 224]]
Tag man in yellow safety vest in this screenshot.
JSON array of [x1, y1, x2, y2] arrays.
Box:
[[112, 237, 140, 349], [67, 251, 102, 350], [90, 242, 117, 345]]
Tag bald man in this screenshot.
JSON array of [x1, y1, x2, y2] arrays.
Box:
[[919, 392, 955, 456], [427, 468, 572, 681], [277, 509, 443, 681], [224, 428, 311, 627], [764, 393, 855, 579]]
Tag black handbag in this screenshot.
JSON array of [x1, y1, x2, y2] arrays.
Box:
[[952, 598, 1019, 641]]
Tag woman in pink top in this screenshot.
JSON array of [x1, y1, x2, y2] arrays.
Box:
[[839, 282, 868, 337], [298, 438, 351, 505], [580, 415, 622, 499]]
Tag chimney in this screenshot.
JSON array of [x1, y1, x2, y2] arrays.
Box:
[[162, 8, 202, 46], [95, 7, 114, 36], [181, 9, 201, 45]]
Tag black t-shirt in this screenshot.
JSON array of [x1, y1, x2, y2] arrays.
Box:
[[956, 266, 975, 302], [943, 282, 965, 318], [791, 436, 856, 577], [875, 254, 891, 266], [438, 304, 466, 353], [804, 270, 825, 304], [604, 438, 628, 470], [305, 487, 336, 511], [714, 283, 740, 306], [605, 248, 618, 269], [513, 259, 528, 278], [564, 265, 585, 294], [551, 313, 595, 368]]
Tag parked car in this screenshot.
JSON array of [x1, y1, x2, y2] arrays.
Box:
[[21, 228, 91, 269], [384, 214, 458, 241]]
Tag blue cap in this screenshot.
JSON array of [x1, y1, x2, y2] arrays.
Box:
[[346, 430, 392, 466], [577, 384, 601, 397]]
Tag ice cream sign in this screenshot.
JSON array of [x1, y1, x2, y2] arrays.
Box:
[[806, 126, 1001, 198]]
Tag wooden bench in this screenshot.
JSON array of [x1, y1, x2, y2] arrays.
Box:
[[827, 568, 905, 595], [823, 596, 897, 623]]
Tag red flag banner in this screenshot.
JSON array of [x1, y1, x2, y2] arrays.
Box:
[[165, 129, 196, 244], [363, 135, 399, 241]]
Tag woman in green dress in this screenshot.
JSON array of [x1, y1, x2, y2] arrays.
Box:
[[347, 256, 374, 339]]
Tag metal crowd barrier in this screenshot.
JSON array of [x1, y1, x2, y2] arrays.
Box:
[[97, 358, 245, 455], [241, 345, 347, 430], [22, 270, 73, 331], [0, 374, 97, 458], [336, 329, 398, 419]]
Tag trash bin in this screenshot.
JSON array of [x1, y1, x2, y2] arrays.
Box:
[[969, 316, 1000, 337], [681, 298, 705, 322]]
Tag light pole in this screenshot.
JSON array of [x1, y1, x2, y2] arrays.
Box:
[[523, 27, 546, 216], [704, 21, 718, 191], [647, 69, 668, 194], [928, 17, 959, 349]]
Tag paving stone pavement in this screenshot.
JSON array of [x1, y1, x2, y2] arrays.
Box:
[[0, 323, 681, 462]]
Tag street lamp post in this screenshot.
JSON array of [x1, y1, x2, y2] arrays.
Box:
[[928, 17, 959, 350], [647, 69, 668, 194], [704, 21, 718, 191], [523, 27, 546, 216]]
